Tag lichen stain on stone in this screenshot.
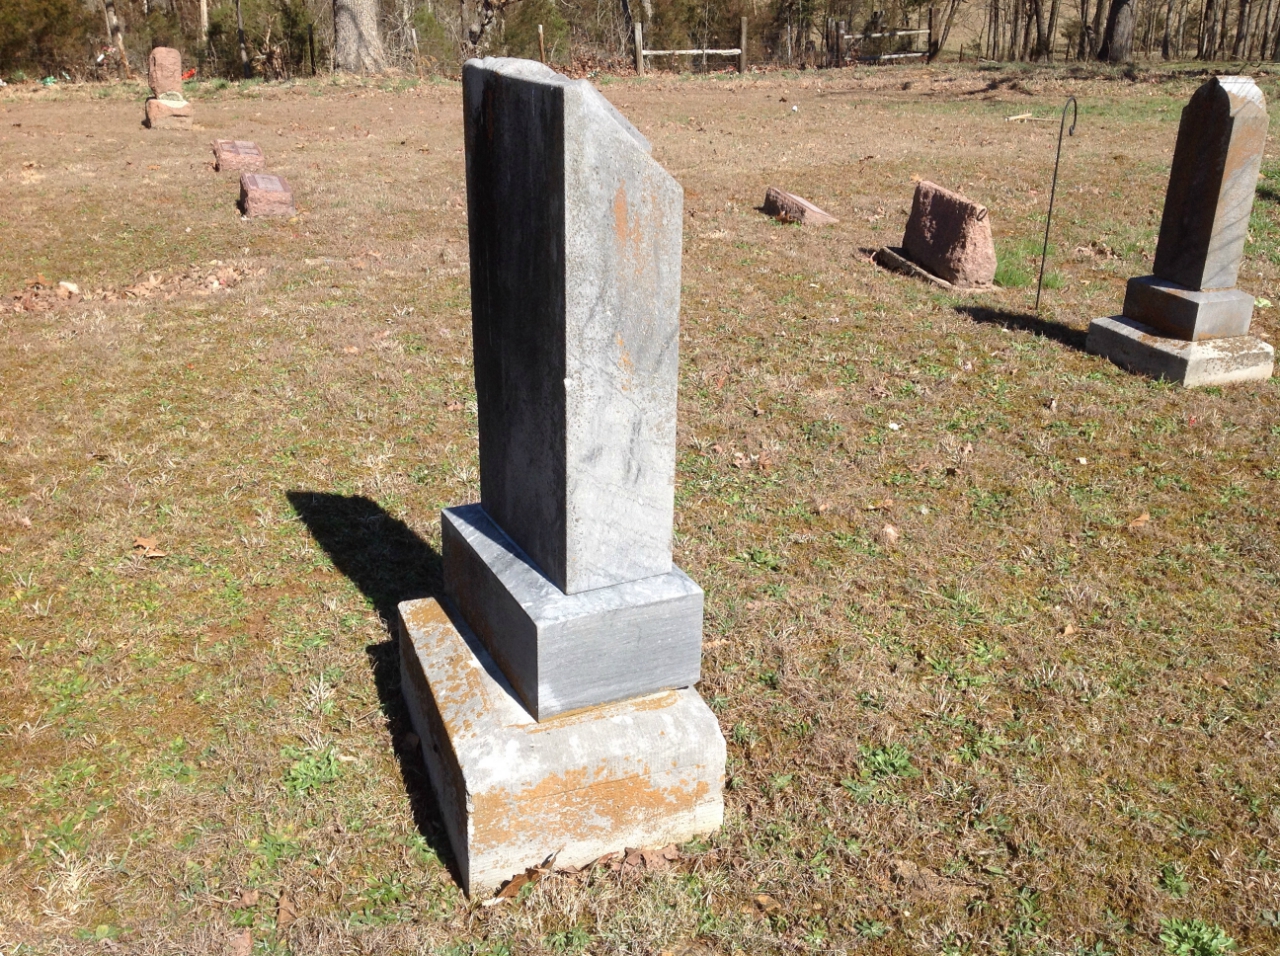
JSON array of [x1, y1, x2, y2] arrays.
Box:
[[471, 765, 708, 845]]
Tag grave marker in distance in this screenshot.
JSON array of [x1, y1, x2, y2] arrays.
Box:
[[1088, 76, 1274, 386], [144, 47, 192, 130]]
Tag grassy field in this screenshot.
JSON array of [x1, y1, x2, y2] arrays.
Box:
[[2, 61, 1279, 955]]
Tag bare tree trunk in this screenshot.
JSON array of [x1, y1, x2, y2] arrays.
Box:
[[102, 0, 132, 74], [1098, 0, 1136, 57], [1232, 0, 1252, 54], [1031, 0, 1048, 57], [1199, 0, 1217, 55], [335, 0, 389, 70], [1090, 0, 1108, 51], [199, 0, 208, 48], [1218, 0, 1230, 54], [1162, 0, 1175, 53]]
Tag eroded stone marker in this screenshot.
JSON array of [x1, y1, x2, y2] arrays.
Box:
[[874, 180, 996, 290], [144, 47, 192, 130], [1088, 76, 1274, 386], [239, 173, 294, 217], [213, 140, 265, 172], [762, 186, 838, 226], [397, 58, 725, 896]]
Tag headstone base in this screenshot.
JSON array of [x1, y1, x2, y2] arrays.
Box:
[[1123, 275, 1254, 340], [1086, 315, 1274, 387], [873, 246, 994, 292], [398, 598, 725, 897], [442, 504, 702, 721], [145, 98, 193, 130]]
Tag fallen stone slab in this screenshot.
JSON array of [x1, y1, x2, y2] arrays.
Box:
[[873, 245, 956, 290], [239, 172, 294, 217], [762, 186, 838, 226], [398, 597, 725, 897], [899, 180, 996, 289], [213, 140, 265, 172], [1086, 315, 1274, 387]]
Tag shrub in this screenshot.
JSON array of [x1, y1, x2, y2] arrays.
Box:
[[0, 0, 100, 77]]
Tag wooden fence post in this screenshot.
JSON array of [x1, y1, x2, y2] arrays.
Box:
[[927, 7, 938, 60], [634, 22, 645, 75], [739, 17, 747, 72]]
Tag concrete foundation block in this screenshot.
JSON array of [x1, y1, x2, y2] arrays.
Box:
[[442, 504, 702, 720], [398, 597, 725, 897], [1086, 315, 1274, 387], [1122, 275, 1254, 340]]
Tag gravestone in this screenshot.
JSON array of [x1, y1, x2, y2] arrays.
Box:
[[762, 186, 838, 226], [397, 58, 725, 897], [874, 180, 996, 289], [213, 140, 265, 172], [239, 173, 294, 217], [1088, 76, 1274, 385], [144, 47, 192, 130]]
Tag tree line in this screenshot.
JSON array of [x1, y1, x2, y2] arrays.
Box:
[[0, 0, 1276, 78]]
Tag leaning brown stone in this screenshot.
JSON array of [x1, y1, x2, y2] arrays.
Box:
[[213, 140, 265, 172], [145, 97, 193, 131], [900, 180, 996, 289], [762, 186, 838, 226], [148, 47, 183, 96], [239, 172, 295, 217]]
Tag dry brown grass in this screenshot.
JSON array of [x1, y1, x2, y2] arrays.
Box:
[[2, 63, 1279, 955]]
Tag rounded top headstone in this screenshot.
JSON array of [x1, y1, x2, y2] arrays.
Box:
[[148, 47, 183, 97]]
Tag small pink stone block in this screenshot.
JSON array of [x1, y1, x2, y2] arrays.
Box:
[[213, 139, 265, 172], [239, 172, 295, 217], [145, 97, 193, 130]]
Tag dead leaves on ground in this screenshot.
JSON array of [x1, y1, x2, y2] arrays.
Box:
[[0, 263, 264, 315], [132, 536, 167, 559], [488, 844, 684, 905]]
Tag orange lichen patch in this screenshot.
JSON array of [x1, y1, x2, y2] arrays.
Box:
[[471, 765, 713, 849]]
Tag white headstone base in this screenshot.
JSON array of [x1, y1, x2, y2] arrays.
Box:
[[1087, 315, 1274, 387], [397, 598, 725, 897]]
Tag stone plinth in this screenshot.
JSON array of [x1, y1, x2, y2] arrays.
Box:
[[1086, 315, 1274, 386], [239, 173, 294, 217], [1153, 76, 1269, 292], [464, 57, 682, 596], [1122, 276, 1254, 341], [214, 140, 265, 172], [762, 186, 838, 226], [398, 598, 725, 897], [442, 505, 702, 720], [145, 96, 192, 130], [897, 180, 996, 289], [148, 47, 183, 96]]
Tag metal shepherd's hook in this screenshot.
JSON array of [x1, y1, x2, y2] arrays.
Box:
[[1035, 96, 1078, 313]]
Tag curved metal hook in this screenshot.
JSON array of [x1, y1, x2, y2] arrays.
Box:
[[1036, 96, 1079, 313]]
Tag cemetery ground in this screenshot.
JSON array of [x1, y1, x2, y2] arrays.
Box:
[[1, 63, 1279, 956]]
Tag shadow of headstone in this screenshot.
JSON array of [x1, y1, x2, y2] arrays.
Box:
[[955, 305, 1088, 352], [285, 491, 458, 883]]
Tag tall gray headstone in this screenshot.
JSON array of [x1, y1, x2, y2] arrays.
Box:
[[1088, 76, 1275, 386], [441, 58, 702, 720], [395, 59, 724, 897], [465, 58, 682, 596]]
